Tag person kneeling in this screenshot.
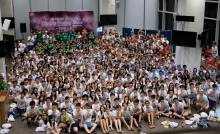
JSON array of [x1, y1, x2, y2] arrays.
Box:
[[26, 101, 39, 127], [58, 108, 73, 133]]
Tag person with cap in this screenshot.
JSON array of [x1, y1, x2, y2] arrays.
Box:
[[207, 84, 219, 111], [82, 103, 97, 134], [196, 89, 209, 112]]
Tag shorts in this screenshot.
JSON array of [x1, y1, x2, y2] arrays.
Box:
[[176, 110, 182, 115], [72, 123, 78, 128], [208, 99, 216, 108], [133, 114, 139, 121], [17, 108, 26, 114], [28, 116, 36, 121], [124, 117, 130, 123], [83, 122, 93, 129], [164, 110, 170, 113]]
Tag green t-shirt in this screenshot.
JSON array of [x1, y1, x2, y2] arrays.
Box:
[[61, 33, 68, 43], [69, 32, 77, 38]]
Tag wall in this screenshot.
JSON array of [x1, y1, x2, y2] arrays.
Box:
[[12, 0, 99, 40], [175, 0, 205, 70], [116, 0, 157, 33], [0, 0, 14, 36], [99, 0, 116, 34]]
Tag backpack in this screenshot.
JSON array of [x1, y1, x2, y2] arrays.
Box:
[[207, 110, 216, 121]]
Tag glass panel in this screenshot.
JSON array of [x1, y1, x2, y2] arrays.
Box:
[[165, 13, 174, 30], [166, 0, 175, 12], [204, 2, 218, 18], [159, 0, 163, 11], [158, 12, 163, 30], [204, 19, 216, 45]]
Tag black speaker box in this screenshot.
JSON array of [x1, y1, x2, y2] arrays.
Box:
[[20, 23, 26, 33]]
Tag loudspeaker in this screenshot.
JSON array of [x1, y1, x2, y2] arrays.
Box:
[[20, 23, 26, 33], [198, 34, 202, 40], [2, 19, 11, 31], [0, 42, 5, 57]]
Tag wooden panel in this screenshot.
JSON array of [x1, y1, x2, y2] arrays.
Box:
[[0, 90, 9, 126]]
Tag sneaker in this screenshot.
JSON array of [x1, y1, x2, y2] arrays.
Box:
[[169, 115, 172, 119], [156, 116, 159, 119], [64, 129, 68, 133], [137, 127, 141, 131], [149, 122, 152, 125], [138, 122, 142, 128]]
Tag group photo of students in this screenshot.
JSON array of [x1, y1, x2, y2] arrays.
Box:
[[8, 28, 220, 134]]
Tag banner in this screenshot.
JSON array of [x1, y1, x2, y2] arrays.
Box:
[[29, 11, 94, 33]]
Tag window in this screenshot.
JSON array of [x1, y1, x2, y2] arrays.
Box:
[[165, 13, 174, 30], [158, 12, 163, 29], [166, 0, 175, 12], [159, 0, 163, 11], [204, 2, 218, 18], [204, 19, 216, 44]]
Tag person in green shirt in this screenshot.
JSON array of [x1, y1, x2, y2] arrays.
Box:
[[36, 34, 43, 43], [61, 30, 69, 43], [47, 40, 54, 55], [69, 28, 77, 39], [93, 37, 99, 46]]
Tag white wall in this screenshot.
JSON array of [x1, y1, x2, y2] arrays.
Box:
[[175, 0, 205, 70], [99, 0, 116, 33], [115, 0, 158, 32], [0, 0, 14, 36]]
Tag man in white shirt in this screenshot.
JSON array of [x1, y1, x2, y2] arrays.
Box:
[[19, 39, 26, 56], [207, 84, 219, 110], [196, 90, 209, 112], [26, 101, 39, 127], [48, 102, 61, 123], [27, 32, 35, 51], [171, 98, 187, 119], [211, 41, 218, 59]]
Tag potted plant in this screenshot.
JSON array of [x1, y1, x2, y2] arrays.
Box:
[[0, 74, 7, 91]]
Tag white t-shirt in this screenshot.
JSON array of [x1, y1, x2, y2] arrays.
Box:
[[172, 102, 184, 112], [15, 95, 26, 109], [158, 100, 170, 111], [27, 36, 35, 46], [26, 106, 39, 117], [48, 109, 61, 121], [196, 94, 209, 105], [207, 89, 219, 101], [143, 105, 154, 113], [212, 46, 218, 58], [47, 122, 57, 134], [82, 109, 93, 122]]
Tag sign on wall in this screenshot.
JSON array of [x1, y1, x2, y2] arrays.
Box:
[[29, 11, 94, 33]]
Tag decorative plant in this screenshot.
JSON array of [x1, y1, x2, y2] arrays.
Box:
[[0, 74, 7, 90]]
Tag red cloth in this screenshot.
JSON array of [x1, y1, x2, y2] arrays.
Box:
[[205, 57, 214, 68], [205, 49, 212, 57], [215, 60, 220, 70]]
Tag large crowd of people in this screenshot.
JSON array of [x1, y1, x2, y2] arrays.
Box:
[[7, 28, 220, 134]]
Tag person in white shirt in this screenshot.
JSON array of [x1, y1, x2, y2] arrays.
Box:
[[196, 90, 209, 112], [158, 96, 172, 118], [48, 102, 61, 123], [211, 41, 218, 59], [130, 99, 142, 131], [207, 84, 219, 110], [171, 98, 187, 119], [82, 103, 97, 134], [143, 100, 155, 128], [47, 115, 60, 134], [96, 106, 108, 134], [26, 101, 39, 127], [27, 32, 35, 51], [121, 102, 134, 131], [43, 97, 52, 114], [19, 39, 26, 56], [112, 105, 123, 133], [14, 91, 27, 120]]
